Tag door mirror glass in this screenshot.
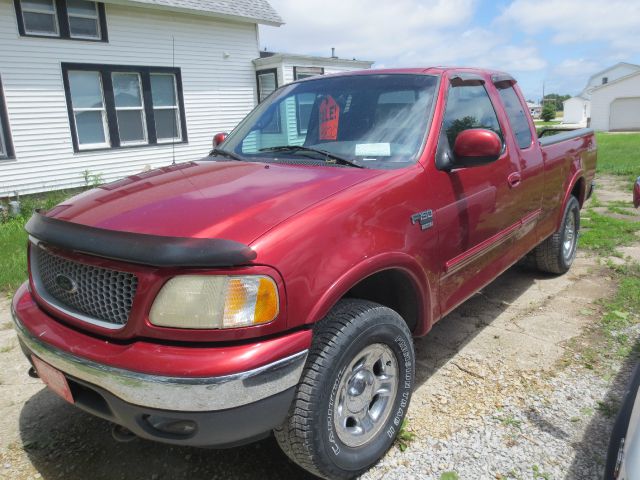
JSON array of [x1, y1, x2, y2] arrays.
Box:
[[452, 128, 502, 167]]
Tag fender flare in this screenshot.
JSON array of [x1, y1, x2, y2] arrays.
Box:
[[304, 251, 434, 334], [557, 168, 585, 230]]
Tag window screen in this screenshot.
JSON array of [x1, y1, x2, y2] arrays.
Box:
[[257, 70, 277, 103], [21, 0, 58, 35], [67, 0, 100, 39], [68, 70, 109, 148]]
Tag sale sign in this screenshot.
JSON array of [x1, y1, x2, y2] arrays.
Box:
[[319, 95, 340, 141]]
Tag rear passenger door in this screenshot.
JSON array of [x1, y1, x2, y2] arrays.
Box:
[[431, 74, 523, 316], [494, 79, 544, 255]]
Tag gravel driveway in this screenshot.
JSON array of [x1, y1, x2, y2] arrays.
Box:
[[1, 175, 638, 480]]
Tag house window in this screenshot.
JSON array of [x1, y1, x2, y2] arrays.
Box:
[[151, 74, 181, 142], [256, 69, 278, 103], [112, 72, 147, 145], [20, 0, 59, 36], [67, 70, 109, 148], [62, 63, 187, 152], [602, 77, 608, 85], [296, 93, 316, 135], [67, 0, 100, 39], [0, 76, 15, 160], [14, 0, 107, 41], [293, 66, 324, 80]]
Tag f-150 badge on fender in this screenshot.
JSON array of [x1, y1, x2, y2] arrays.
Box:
[[411, 210, 434, 230]]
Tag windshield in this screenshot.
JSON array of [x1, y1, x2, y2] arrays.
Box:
[[223, 74, 439, 169]]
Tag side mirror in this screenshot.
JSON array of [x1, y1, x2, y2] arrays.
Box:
[[634, 176, 640, 208], [212, 132, 228, 147], [452, 129, 502, 168]]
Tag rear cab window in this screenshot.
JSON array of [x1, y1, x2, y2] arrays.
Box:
[[496, 84, 533, 149]]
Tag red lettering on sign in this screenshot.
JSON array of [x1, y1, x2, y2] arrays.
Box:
[[319, 96, 340, 141]]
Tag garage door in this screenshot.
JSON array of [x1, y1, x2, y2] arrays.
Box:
[[610, 97, 640, 131]]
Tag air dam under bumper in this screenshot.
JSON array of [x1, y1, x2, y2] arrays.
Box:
[[12, 288, 309, 447]]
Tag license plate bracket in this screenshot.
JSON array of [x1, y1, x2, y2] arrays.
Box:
[[31, 355, 74, 404]]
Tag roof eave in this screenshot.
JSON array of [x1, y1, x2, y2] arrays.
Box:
[[253, 53, 374, 67], [103, 0, 285, 26]]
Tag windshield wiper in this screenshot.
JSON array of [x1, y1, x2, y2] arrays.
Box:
[[259, 145, 364, 168], [210, 147, 246, 162]]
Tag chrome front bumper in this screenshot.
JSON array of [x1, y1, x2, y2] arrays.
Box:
[[12, 306, 307, 412]]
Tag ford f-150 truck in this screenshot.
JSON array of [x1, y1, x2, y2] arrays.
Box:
[[12, 67, 596, 479]]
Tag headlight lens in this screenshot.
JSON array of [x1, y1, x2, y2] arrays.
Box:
[[149, 275, 279, 329]]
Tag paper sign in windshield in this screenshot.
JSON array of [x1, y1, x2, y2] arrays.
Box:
[[355, 143, 391, 157], [319, 96, 340, 141]]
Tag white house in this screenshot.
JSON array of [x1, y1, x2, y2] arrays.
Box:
[[562, 95, 590, 125], [590, 70, 640, 131], [563, 62, 640, 125], [0, 0, 286, 196], [253, 50, 374, 102], [526, 101, 541, 119]]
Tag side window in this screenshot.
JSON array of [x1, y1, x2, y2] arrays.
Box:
[[294, 66, 324, 80], [256, 69, 277, 103], [296, 92, 316, 134], [497, 85, 532, 149], [442, 83, 503, 147], [0, 76, 15, 159], [16, 0, 107, 41]]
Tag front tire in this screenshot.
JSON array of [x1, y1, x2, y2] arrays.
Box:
[[534, 195, 580, 274], [274, 299, 415, 480]]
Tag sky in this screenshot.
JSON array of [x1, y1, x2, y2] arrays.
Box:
[[259, 0, 640, 102]]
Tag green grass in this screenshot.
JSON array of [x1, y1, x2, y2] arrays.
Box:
[[0, 189, 78, 294], [580, 210, 640, 256], [595, 132, 640, 184], [534, 120, 561, 127], [395, 418, 416, 452]]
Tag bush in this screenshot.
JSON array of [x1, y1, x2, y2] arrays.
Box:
[[541, 103, 556, 122]]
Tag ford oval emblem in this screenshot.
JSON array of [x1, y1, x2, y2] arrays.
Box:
[[55, 274, 78, 294]]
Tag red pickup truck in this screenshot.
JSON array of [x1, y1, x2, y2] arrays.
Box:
[[12, 67, 596, 479]]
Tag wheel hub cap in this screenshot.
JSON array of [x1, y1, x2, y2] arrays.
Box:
[[563, 211, 577, 261], [334, 343, 399, 448]]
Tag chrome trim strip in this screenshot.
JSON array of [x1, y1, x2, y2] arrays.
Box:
[[12, 307, 307, 412]]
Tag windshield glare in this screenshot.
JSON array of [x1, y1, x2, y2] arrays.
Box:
[[223, 74, 439, 169]]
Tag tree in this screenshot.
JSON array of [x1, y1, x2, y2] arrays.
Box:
[[542, 93, 571, 111], [541, 103, 556, 122]]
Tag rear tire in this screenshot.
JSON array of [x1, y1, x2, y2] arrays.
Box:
[[534, 195, 580, 274], [274, 299, 415, 480]]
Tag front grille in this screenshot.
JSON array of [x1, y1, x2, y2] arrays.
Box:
[[31, 245, 138, 327]]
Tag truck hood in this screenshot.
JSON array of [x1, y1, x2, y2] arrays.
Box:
[[47, 160, 382, 245]]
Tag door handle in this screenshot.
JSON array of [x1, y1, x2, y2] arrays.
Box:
[[508, 172, 521, 188]]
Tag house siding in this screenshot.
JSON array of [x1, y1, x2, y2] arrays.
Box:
[[591, 73, 640, 131], [0, 0, 259, 195]]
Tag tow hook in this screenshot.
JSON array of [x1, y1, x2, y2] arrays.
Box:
[[28, 367, 39, 378], [111, 424, 137, 442]]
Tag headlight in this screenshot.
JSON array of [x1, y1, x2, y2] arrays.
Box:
[[149, 275, 279, 329]]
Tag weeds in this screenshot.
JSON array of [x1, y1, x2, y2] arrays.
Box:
[[396, 418, 416, 452], [596, 400, 619, 418]]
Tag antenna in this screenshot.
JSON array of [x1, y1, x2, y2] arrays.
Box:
[[172, 35, 176, 165]]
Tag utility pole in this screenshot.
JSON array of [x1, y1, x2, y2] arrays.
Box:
[[541, 80, 545, 106]]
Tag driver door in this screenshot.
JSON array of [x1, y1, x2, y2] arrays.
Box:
[[432, 76, 522, 316]]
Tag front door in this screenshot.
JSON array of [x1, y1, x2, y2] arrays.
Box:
[[430, 75, 523, 316]]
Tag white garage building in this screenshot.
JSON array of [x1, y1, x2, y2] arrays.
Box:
[[590, 71, 640, 131], [563, 62, 640, 127]]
